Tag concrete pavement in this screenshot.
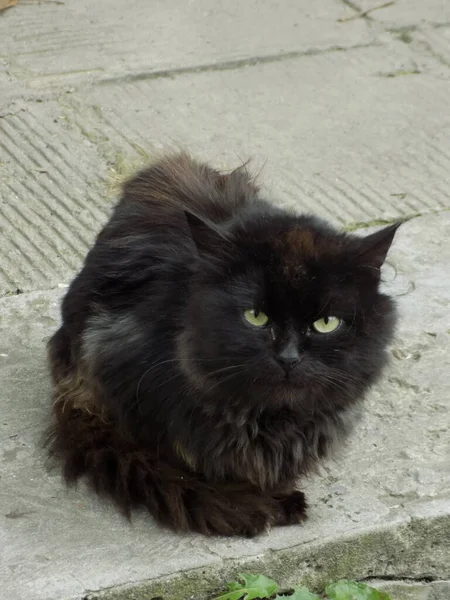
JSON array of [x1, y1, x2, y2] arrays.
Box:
[[1, 1, 449, 599]]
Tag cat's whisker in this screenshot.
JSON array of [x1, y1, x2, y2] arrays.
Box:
[[133, 357, 249, 406], [206, 363, 252, 378], [202, 369, 249, 396]]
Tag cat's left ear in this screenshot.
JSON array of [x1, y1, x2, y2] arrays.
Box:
[[184, 210, 232, 257], [353, 222, 401, 269]]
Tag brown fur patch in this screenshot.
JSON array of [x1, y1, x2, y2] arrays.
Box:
[[273, 228, 318, 283], [273, 227, 345, 285], [283, 228, 317, 257], [52, 371, 110, 425], [173, 440, 197, 471]]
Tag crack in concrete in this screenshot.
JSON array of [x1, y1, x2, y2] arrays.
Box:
[[338, 1, 395, 23], [340, 0, 363, 14], [193, 538, 224, 561], [417, 39, 450, 68]]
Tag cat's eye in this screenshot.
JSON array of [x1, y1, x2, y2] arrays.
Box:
[[312, 316, 341, 334], [244, 309, 269, 327]]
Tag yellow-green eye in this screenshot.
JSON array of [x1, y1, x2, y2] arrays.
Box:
[[312, 316, 341, 334], [244, 309, 269, 327]]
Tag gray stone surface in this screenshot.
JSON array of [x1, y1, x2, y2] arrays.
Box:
[[1, 0, 370, 88], [2, 39, 450, 293], [0, 1, 449, 599], [1, 214, 449, 600], [349, 0, 450, 27], [369, 580, 450, 600]]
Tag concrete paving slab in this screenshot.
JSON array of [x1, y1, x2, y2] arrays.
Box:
[[1, 213, 449, 600], [412, 24, 450, 70], [368, 580, 450, 600], [351, 0, 450, 77], [80, 42, 450, 227], [2, 40, 450, 295], [350, 0, 450, 28], [0, 0, 371, 89], [0, 58, 29, 116], [0, 98, 112, 294]]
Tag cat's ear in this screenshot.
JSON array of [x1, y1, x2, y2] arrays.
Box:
[[184, 211, 232, 257], [353, 222, 401, 269]]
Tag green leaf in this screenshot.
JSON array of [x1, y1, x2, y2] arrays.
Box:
[[274, 586, 322, 599], [212, 573, 278, 600], [325, 580, 391, 600]]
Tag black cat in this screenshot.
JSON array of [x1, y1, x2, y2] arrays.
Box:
[[46, 153, 400, 536]]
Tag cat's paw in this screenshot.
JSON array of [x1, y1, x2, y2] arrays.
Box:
[[195, 492, 306, 536], [203, 505, 276, 538], [274, 490, 308, 526], [235, 509, 275, 538], [188, 495, 277, 537]]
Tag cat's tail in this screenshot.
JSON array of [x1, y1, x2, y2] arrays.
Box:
[[46, 390, 304, 536]]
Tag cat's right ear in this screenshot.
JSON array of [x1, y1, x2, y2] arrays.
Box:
[[353, 222, 401, 269], [184, 211, 232, 257]]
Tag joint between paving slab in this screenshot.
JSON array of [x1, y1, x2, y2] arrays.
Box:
[[81, 511, 450, 600], [340, 0, 363, 14], [0, 106, 26, 119], [337, 0, 396, 22], [97, 43, 379, 86], [361, 575, 440, 583]]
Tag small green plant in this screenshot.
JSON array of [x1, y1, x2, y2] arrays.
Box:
[[211, 574, 390, 600]]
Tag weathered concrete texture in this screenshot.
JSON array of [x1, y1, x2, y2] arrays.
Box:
[[350, 0, 450, 27], [349, 0, 450, 72], [368, 580, 450, 600], [413, 25, 450, 71], [81, 42, 450, 221], [2, 37, 450, 294], [0, 0, 370, 88], [1, 214, 449, 600], [0, 99, 112, 293]]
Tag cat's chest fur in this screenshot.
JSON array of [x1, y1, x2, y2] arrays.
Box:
[[182, 405, 356, 490]]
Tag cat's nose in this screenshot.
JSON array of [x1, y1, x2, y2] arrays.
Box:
[[276, 342, 301, 371]]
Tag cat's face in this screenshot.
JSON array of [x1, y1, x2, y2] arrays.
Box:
[[178, 213, 399, 415]]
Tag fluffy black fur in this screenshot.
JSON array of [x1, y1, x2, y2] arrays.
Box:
[[46, 153, 400, 536]]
